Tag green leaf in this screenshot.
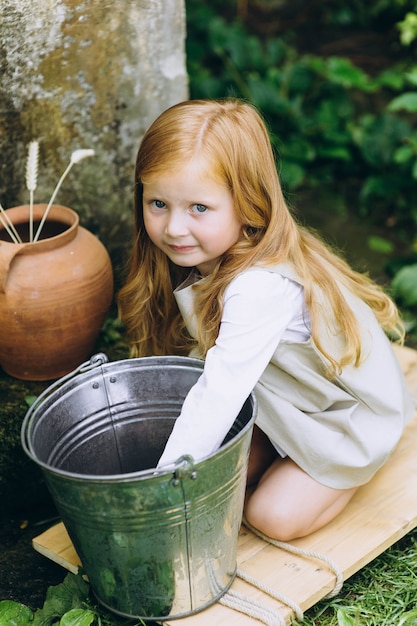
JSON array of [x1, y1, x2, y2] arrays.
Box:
[[0, 600, 33, 626], [337, 607, 356, 626], [405, 69, 417, 87], [388, 92, 417, 113], [354, 113, 411, 167], [394, 144, 414, 164], [398, 608, 417, 625], [283, 138, 316, 163], [325, 57, 370, 89], [59, 609, 96, 626], [280, 161, 306, 189], [377, 68, 406, 90], [398, 12, 417, 46], [24, 395, 38, 407], [317, 146, 352, 160], [391, 264, 417, 306], [33, 572, 90, 626], [367, 235, 394, 254]]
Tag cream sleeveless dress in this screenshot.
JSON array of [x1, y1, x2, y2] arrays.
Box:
[[167, 263, 414, 489]]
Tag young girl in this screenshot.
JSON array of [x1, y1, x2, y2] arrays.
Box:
[[118, 99, 413, 541]]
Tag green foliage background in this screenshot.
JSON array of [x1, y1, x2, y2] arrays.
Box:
[[185, 0, 417, 341], [184, 5, 417, 623]]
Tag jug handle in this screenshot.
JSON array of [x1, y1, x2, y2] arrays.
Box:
[[0, 241, 27, 292]]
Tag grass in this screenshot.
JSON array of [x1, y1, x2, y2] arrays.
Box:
[[294, 527, 417, 625]]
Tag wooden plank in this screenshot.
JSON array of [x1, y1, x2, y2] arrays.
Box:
[[33, 523, 81, 575], [33, 344, 417, 625]]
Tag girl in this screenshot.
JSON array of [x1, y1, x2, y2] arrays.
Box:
[[118, 99, 413, 541]]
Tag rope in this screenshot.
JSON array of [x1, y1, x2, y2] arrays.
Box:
[[236, 568, 303, 620], [242, 517, 344, 598], [207, 559, 287, 626], [205, 517, 344, 625], [219, 588, 287, 626]]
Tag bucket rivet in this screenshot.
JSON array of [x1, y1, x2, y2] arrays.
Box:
[[92, 382, 99, 389], [171, 478, 180, 487], [110, 376, 117, 383], [190, 472, 197, 480]]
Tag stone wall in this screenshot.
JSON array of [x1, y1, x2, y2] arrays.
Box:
[[0, 0, 188, 257], [0, 0, 188, 517]]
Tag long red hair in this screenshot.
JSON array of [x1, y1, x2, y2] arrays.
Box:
[[118, 99, 403, 373]]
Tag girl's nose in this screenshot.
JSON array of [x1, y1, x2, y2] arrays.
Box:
[[165, 210, 188, 237]]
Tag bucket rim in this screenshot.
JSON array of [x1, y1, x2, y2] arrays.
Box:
[[21, 353, 257, 483], [22, 412, 256, 483]]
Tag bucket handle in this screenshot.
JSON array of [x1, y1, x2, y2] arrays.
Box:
[[152, 455, 198, 483], [21, 353, 109, 458], [173, 455, 196, 480]]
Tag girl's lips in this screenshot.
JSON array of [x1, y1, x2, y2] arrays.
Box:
[[168, 244, 196, 253]]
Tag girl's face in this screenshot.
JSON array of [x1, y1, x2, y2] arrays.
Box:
[[142, 158, 243, 276]]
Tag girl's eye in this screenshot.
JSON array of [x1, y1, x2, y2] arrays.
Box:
[[192, 204, 208, 214], [151, 199, 166, 209]]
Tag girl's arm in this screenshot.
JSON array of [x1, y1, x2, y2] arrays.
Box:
[[157, 270, 307, 467]]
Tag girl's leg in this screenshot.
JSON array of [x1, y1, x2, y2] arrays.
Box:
[[245, 440, 358, 541]]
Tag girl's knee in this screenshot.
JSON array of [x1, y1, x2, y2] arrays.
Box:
[[244, 470, 359, 541], [244, 493, 305, 542]]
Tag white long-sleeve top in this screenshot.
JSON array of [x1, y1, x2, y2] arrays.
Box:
[[157, 264, 413, 489], [157, 270, 309, 466]]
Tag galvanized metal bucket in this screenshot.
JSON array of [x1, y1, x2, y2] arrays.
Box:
[[21, 354, 256, 620]]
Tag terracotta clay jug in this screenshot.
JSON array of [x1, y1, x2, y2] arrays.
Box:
[[0, 204, 113, 380]]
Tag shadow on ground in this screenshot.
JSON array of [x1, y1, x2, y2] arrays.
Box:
[[0, 500, 64, 610]]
